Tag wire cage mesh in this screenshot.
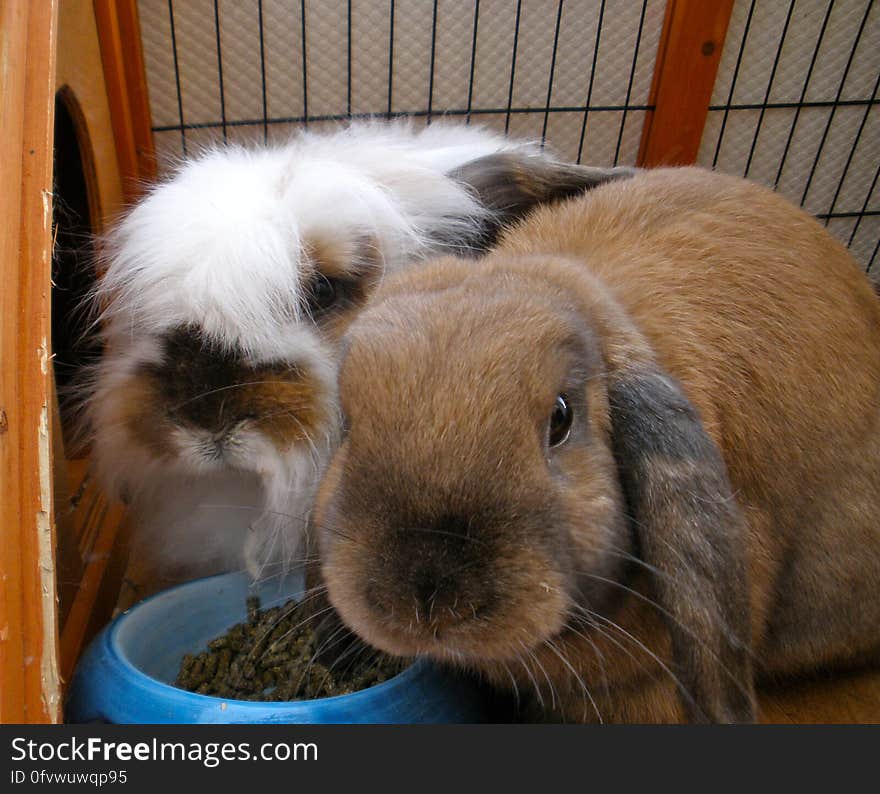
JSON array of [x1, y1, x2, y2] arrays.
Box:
[[136, 0, 879, 270], [699, 0, 879, 270]]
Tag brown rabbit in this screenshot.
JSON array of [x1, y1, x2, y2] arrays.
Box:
[[311, 167, 880, 723]]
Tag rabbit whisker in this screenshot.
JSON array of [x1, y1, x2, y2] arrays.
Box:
[[543, 636, 602, 723], [573, 604, 704, 721], [519, 628, 558, 711], [516, 639, 545, 709], [572, 569, 756, 696]]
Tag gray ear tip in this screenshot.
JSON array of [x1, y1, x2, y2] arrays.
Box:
[[595, 165, 639, 180], [567, 163, 640, 186]]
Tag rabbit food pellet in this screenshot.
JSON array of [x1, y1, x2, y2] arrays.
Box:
[[175, 596, 405, 700]]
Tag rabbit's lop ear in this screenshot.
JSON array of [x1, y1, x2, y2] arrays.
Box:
[[608, 365, 756, 723], [448, 152, 637, 252]]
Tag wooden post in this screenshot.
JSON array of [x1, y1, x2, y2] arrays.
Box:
[[0, 0, 62, 723], [638, 0, 735, 167], [93, 0, 156, 200]]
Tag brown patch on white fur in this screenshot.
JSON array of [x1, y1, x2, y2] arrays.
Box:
[[303, 234, 376, 280], [120, 328, 329, 463], [244, 374, 326, 448], [111, 376, 175, 459], [302, 233, 384, 339]]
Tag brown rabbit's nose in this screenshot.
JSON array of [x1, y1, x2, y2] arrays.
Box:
[[378, 564, 474, 639], [411, 568, 447, 623], [373, 515, 494, 636]]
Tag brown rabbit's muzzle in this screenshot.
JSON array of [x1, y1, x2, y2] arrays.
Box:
[[318, 476, 573, 662]]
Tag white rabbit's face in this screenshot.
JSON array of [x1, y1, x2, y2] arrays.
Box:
[[90, 311, 340, 487], [89, 203, 391, 489], [123, 326, 332, 469], [87, 314, 340, 578]]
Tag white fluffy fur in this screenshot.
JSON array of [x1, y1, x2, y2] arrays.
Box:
[[88, 121, 536, 586], [98, 122, 529, 353]]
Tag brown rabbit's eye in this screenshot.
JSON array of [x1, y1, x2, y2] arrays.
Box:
[[548, 394, 573, 447]]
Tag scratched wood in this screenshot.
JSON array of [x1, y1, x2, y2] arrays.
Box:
[[0, 0, 62, 724]]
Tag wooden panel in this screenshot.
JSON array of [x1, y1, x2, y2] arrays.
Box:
[[93, 0, 157, 200], [0, 0, 62, 723], [638, 0, 735, 166], [56, 0, 125, 233], [57, 462, 134, 683], [54, 0, 134, 684], [58, 477, 129, 684]]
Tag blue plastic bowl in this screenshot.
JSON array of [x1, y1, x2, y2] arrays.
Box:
[[66, 571, 488, 724]]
